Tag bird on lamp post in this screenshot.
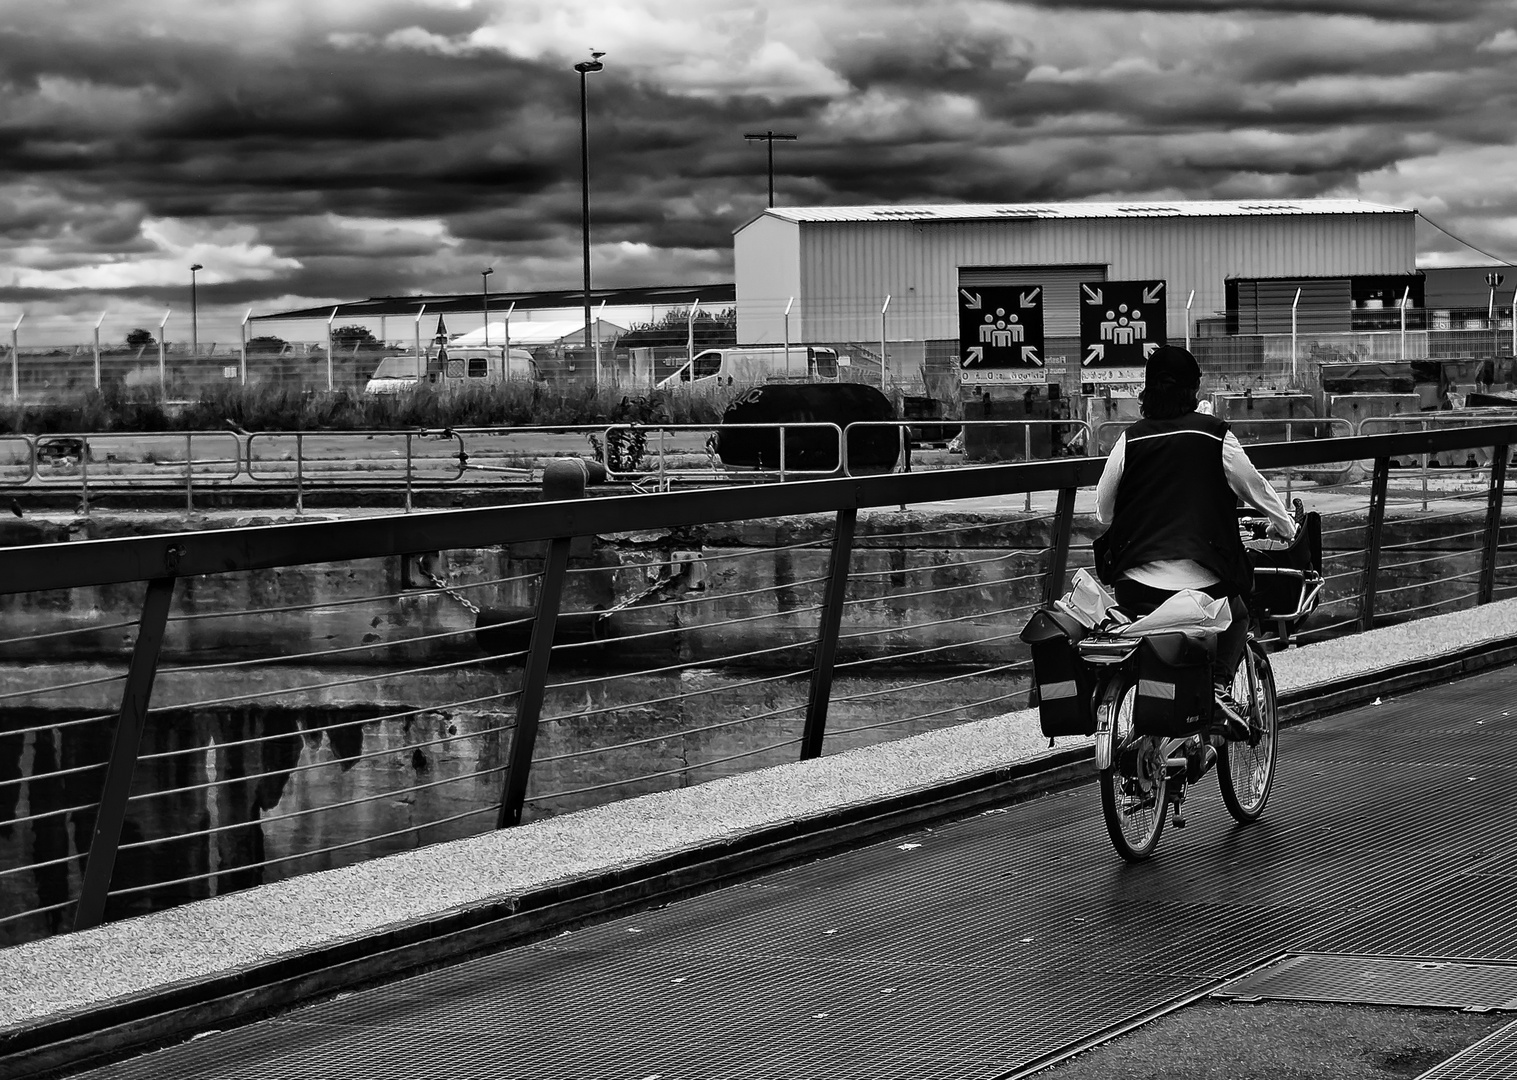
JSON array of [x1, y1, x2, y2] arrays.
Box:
[[189, 263, 203, 357], [482, 267, 494, 346]]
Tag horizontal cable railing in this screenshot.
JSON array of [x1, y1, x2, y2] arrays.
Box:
[[0, 421, 1515, 947]]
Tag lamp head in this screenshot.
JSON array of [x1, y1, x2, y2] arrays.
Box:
[[190, 263, 203, 272], [483, 267, 493, 277]]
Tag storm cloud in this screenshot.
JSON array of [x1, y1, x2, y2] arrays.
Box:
[[0, 0, 1513, 344]]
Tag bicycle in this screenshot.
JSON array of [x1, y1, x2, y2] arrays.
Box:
[[1082, 501, 1320, 861]]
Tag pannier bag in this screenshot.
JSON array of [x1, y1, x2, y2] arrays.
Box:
[[1020, 608, 1097, 737], [1133, 631, 1215, 737]]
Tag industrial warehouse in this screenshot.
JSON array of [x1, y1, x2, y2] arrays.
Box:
[[204, 197, 1517, 459], [733, 197, 1508, 407]]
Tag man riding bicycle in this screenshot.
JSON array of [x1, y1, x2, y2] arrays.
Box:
[[1093, 345, 1296, 779]]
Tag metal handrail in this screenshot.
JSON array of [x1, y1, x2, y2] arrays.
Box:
[[597, 421, 846, 487], [2, 420, 1515, 940], [1093, 415, 1354, 455], [1, 422, 1512, 594], [245, 429, 469, 484], [840, 419, 1093, 480]]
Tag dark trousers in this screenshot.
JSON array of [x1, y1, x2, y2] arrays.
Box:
[[1114, 578, 1249, 688]]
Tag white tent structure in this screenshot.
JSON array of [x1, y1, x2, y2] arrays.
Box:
[[449, 319, 627, 349]]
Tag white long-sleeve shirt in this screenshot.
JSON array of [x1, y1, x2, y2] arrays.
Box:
[[1095, 429, 1297, 592]]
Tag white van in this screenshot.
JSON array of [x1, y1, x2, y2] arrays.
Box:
[[656, 346, 841, 389], [364, 347, 541, 395]]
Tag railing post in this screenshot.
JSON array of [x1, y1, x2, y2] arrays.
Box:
[[1043, 487, 1077, 607], [74, 571, 177, 931], [1358, 456, 1390, 632], [497, 535, 573, 827], [79, 435, 90, 518], [801, 507, 857, 760], [1479, 445, 1508, 604], [404, 432, 414, 513], [1024, 425, 1032, 512]]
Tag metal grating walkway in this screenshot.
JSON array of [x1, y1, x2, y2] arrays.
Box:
[[1417, 1018, 1517, 1080], [1216, 953, 1517, 1010], [63, 664, 1517, 1079]]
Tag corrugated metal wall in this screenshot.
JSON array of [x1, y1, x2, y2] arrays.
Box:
[[734, 211, 1415, 344], [733, 216, 802, 344]]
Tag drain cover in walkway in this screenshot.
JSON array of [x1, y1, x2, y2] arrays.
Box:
[[1215, 954, 1517, 1011]]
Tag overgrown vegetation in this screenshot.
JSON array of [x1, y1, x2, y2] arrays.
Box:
[[617, 306, 737, 350], [0, 382, 739, 435]]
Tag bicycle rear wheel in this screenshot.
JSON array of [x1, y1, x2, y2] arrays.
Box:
[[1219, 641, 1278, 822], [1098, 676, 1167, 860]]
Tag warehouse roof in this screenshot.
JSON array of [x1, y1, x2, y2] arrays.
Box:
[[255, 283, 733, 323], [756, 199, 1412, 225]]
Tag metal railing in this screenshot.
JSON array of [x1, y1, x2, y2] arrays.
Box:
[[1, 422, 1515, 947], [597, 422, 846, 489], [7, 411, 1517, 515]]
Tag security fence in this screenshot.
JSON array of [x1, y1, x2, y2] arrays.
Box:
[[6, 299, 1514, 404]]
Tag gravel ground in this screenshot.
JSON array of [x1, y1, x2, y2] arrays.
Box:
[[3, 597, 1517, 1031]]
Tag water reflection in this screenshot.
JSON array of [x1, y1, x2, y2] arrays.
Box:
[[0, 668, 1024, 946]]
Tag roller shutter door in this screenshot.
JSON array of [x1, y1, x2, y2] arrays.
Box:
[[959, 265, 1107, 337], [1233, 278, 1350, 334]]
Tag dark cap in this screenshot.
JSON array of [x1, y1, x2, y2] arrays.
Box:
[[1145, 344, 1201, 389]]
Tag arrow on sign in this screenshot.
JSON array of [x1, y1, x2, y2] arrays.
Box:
[[965, 346, 984, 365], [1082, 285, 1103, 305], [1143, 342, 1160, 358], [1022, 346, 1041, 365], [1142, 283, 1164, 304], [1020, 288, 1041, 307], [960, 290, 982, 309], [1085, 343, 1105, 365]]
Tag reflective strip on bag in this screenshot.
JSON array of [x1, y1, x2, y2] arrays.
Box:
[[1138, 679, 1175, 700], [1039, 680, 1079, 700]]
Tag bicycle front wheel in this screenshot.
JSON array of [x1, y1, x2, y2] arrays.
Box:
[[1098, 676, 1167, 860], [1219, 641, 1278, 822]]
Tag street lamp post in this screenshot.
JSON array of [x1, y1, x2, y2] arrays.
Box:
[[189, 263, 203, 357], [743, 131, 798, 207], [575, 52, 605, 387], [482, 267, 494, 346], [1487, 272, 1505, 374]]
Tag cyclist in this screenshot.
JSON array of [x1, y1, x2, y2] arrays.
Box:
[[1093, 345, 1296, 778]]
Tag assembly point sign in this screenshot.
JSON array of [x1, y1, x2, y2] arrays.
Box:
[[957, 285, 1047, 385], [1079, 279, 1167, 383]]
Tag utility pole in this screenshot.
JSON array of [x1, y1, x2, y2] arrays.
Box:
[[743, 131, 798, 207]]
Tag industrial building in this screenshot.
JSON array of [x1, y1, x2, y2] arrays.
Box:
[[732, 199, 1420, 391]]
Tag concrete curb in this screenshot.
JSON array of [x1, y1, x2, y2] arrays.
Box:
[[5, 634, 1517, 1078]]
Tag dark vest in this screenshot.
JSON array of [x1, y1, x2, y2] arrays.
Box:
[[1093, 412, 1253, 595]]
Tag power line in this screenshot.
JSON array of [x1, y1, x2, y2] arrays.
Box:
[[1417, 211, 1515, 266]]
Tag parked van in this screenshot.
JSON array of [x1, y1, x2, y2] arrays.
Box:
[[656, 346, 841, 389], [364, 347, 541, 395]]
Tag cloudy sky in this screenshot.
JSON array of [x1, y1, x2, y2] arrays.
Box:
[[3, 0, 1516, 346]]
